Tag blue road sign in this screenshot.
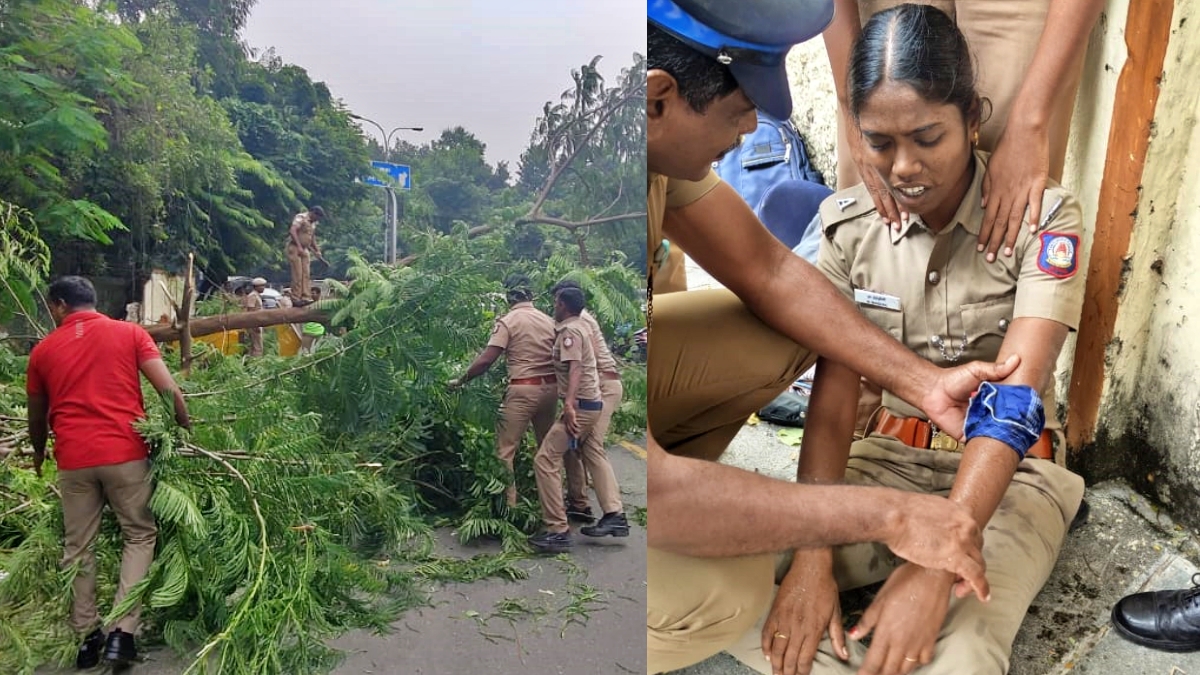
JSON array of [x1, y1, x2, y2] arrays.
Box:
[[362, 161, 411, 190]]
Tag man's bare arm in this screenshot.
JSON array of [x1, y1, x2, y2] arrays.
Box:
[[664, 185, 989, 417], [140, 358, 190, 429], [27, 393, 48, 475], [458, 346, 503, 383]]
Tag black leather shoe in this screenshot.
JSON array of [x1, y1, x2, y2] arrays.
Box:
[[529, 531, 572, 553], [103, 628, 137, 665], [566, 504, 596, 524], [75, 629, 105, 669], [1112, 573, 1200, 651], [580, 511, 630, 538]]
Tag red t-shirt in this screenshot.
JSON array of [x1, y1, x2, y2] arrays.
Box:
[[26, 311, 161, 470]]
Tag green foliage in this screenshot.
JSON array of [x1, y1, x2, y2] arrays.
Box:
[[0, 201, 50, 327]]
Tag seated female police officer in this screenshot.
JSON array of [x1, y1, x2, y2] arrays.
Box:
[[744, 6, 1087, 675]]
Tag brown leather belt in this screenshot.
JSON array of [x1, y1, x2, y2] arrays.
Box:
[[872, 409, 1052, 460], [602, 371, 621, 381], [510, 375, 556, 385]]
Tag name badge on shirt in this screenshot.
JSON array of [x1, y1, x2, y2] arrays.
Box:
[[854, 288, 902, 312]]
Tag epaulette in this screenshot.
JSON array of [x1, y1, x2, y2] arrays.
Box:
[[819, 183, 876, 235]]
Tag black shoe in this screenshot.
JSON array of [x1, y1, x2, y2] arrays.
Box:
[[75, 629, 105, 669], [1069, 499, 1090, 533], [103, 628, 137, 666], [529, 531, 572, 553], [580, 511, 630, 538], [1112, 572, 1200, 651], [567, 504, 596, 524]]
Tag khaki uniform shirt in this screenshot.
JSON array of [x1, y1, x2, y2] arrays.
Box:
[[553, 315, 600, 402], [290, 212, 317, 251], [580, 309, 618, 375], [487, 302, 555, 380], [242, 291, 262, 312], [817, 150, 1086, 445], [648, 170, 722, 295]]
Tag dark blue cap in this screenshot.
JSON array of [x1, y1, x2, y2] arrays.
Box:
[[648, 0, 834, 119]]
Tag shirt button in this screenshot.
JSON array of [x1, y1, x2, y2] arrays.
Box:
[[999, 318, 1010, 332], [927, 270, 940, 285], [931, 334, 943, 345]]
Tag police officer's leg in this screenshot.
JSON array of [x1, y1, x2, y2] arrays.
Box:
[[955, 0, 1084, 181], [648, 547, 776, 673], [649, 289, 816, 462], [533, 410, 600, 532], [581, 377, 624, 514], [497, 384, 541, 506], [286, 244, 303, 298], [917, 460, 1082, 675]]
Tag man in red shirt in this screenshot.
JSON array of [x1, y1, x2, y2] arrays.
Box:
[[26, 276, 190, 669]]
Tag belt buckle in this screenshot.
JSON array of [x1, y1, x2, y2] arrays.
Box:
[[929, 429, 961, 452]]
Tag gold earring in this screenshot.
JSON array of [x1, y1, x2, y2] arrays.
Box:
[[972, 131, 980, 146]]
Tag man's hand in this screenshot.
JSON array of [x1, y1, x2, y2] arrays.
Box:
[[762, 548, 850, 675], [847, 120, 904, 230], [883, 492, 990, 602], [563, 404, 579, 436], [921, 355, 1020, 439], [447, 377, 464, 390], [978, 120, 1051, 261], [32, 449, 45, 478], [848, 563, 952, 675]]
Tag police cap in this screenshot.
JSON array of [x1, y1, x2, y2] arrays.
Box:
[[648, 0, 834, 119]]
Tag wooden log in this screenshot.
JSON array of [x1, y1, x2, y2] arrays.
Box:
[[144, 306, 327, 342]]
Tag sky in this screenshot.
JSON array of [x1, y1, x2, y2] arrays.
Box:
[[241, 0, 645, 170]]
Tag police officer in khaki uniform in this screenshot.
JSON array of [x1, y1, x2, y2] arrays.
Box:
[[644, 1, 1024, 671], [553, 280, 630, 537], [530, 287, 604, 553], [451, 275, 557, 507], [286, 206, 325, 302], [729, 8, 1086, 675], [826, 0, 1103, 259]]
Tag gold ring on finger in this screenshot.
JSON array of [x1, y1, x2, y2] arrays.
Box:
[[773, 632, 788, 640], [904, 656, 919, 662]]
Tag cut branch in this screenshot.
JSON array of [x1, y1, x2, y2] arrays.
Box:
[[143, 307, 326, 342]]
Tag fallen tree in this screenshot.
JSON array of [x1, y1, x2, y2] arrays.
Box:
[[145, 306, 327, 342]]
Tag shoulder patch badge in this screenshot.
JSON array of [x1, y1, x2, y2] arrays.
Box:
[[563, 336, 574, 348], [1038, 232, 1079, 279]]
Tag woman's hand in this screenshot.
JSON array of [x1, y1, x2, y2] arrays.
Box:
[[978, 119, 1051, 261], [849, 563, 954, 675], [761, 548, 850, 675]]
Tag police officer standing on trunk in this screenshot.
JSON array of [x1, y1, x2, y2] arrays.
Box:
[[451, 275, 558, 507]]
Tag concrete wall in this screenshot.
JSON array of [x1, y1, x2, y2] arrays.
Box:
[[784, 0, 1200, 523]]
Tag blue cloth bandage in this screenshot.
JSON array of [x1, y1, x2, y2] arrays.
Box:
[[964, 382, 1045, 460]]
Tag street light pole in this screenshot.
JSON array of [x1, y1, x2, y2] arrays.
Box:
[[349, 113, 423, 264]]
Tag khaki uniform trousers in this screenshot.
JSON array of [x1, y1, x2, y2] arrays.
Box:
[[534, 409, 601, 532], [565, 376, 624, 515], [496, 382, 558, 505], [286, 242, 312, 301], [248, 326, 264, 357], [647, 289, 816, 672], [59, 459, 157, 635], [835, 0, 1087, 190], [721, 438, 1084, 675]]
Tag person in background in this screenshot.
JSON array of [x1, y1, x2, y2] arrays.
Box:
[[26, 276, 190, 669], [287, 206, 326, 302], [243, 278, 266, 357]]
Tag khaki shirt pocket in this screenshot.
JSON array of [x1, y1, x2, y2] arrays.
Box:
[[960, 298, 1013, 360]]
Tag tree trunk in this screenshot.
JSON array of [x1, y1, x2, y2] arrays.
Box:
[[180, 254, 195, 374], [144, 307, 326, 342]]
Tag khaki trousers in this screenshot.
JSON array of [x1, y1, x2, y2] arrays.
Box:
[[722, 438, 1084, 675], [646, 289, 816, 671], [565, 377, 624, 514], [533, 409, 601, 533], [496, 383, 558, 506], [286, 242, 312, 300], [59, 459, 157, 635], [835, 0, 1087, 189], [648, 289, 816, 462], [248, 326, 264, 357]]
